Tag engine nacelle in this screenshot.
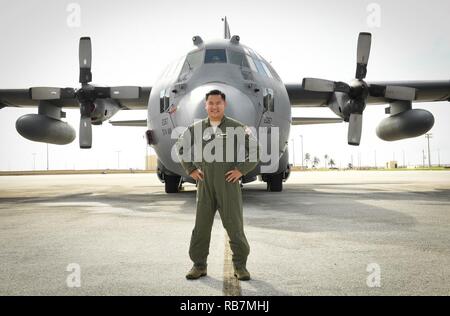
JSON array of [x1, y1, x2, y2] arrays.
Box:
[[16, 114, 76, 145], [376, 108, 434, 141], [90, 99, 121, 125]]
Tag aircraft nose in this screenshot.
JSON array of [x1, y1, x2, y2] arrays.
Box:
[[176, 82, 258, 128]]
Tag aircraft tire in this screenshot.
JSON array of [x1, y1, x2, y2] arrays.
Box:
[[165, 174, 181, 193], [267, 172, 283, 192]]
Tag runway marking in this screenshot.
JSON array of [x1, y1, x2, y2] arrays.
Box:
[[222, 232, 241, 296]]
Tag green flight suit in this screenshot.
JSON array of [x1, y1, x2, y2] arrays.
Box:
[[176, 115, 259, 268]]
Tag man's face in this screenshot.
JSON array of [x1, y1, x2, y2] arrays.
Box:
[[205, 94, 226, 121]]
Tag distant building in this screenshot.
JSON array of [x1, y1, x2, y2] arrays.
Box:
[[145, 154, 157, 171], [386, 161, 398, 169]]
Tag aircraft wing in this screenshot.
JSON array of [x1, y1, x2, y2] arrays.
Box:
[[364, 80, 450, 105], [0, 37, 155, 149], [0, 89, 79, 108], [109, 119, 147, 126], [109, 117, 343, 127], [285, 84, 330, 107], [291, 117, 343, 125], [110, 86, 151, 110], [285, 81, 450, 107], [0, 87, 151, 110]]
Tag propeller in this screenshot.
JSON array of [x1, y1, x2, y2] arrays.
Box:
[[29, 37, 142, 149], [302, 32, 416, 146]]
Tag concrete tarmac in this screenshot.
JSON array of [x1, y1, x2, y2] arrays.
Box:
[[0, 171, 449, 295]]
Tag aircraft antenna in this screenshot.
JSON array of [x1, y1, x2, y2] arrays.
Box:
[[222, 16, 231, 39]]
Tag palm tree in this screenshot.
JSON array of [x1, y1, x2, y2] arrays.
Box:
[[304, 153, 311, 168], [329, 158, 336, 168], [313, 156, 320, 168]]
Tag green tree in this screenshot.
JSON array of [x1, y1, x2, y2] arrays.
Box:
[[329, 158, 336, 168], [313, 156, 320, 168], [304, 153, 311, 168]]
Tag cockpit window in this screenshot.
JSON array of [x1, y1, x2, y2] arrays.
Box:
[[243, 47, 254, 56], [163, 56, 185, 79], [261, 62, 273, 79], [204, 49, 227, 63], [228, 50, 249, 67], [253, 58, 268, 76], [253, 50, 264, 60], [246, 55, 257, 72], [186, 50, 203, 69], [264, 61, 282, 81], [179, 50, 203, 80]]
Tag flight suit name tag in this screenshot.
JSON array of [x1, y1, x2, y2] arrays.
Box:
[[203, 131, 227, 141]]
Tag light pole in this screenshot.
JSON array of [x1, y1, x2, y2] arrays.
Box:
[[291, 138, 295, 167], [374, 150, 377, 169], [422, 149, 426, 168], [32, 153, 37, 170], [438, 149, 440, 167], [358, 152, 361, 169], [425, 133, 432, 167], [299, 135, 303, 169], [116, 150, 121, 169], [402, 150, 405, 168]]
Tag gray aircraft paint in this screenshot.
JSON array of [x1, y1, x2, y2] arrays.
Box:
[[147, 38, 291, 182]]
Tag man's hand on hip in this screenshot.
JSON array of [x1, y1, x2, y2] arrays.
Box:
[[225, 168, 243, 183], [190, 169, 204, 181]]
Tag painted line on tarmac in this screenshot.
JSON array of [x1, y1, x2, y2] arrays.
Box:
[[222, 232, 241, 296]]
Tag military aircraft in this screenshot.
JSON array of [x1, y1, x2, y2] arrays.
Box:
[[1, 17, 449, 193]]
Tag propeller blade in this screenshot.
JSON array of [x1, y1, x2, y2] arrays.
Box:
[[302, 78, 335, 92], [79, 37, 92, 84], [368, 84, 386, 98], [30, 87, 76, 100], [79, 116, 92, 148], [347, 113, 363, 146], [109, 86, 141, 99], [92, 87, 111, 98], [368, 84, 416, 101], [384, 85, 416, 101], [355, 32, 371, 79], [30, 87, 61, 100]]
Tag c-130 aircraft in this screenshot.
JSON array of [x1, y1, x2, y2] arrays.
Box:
[[1, 17, 449, 193]]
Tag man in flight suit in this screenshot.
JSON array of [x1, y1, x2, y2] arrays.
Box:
[[176, 89, 259, 281]]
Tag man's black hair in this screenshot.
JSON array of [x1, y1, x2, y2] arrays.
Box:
[[205, 89, 226, 101]]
